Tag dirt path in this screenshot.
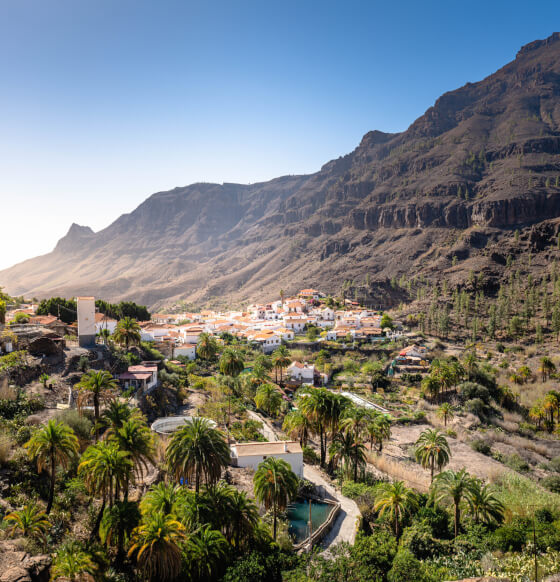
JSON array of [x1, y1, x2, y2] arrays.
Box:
[[303, 465, 360, 552]]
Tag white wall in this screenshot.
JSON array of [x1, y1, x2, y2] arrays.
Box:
[[235, 452, 303, 478], [77, 297, 96, 347]]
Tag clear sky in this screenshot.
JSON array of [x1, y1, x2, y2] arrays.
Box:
[[1, 0, 559, 269]]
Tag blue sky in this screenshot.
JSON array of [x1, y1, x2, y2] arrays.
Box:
[[1, 0, 559, 269]]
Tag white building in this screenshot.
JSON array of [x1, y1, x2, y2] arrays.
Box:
[[119, 363, 158, 393], [230, 441, 303, 477], [77, 296, 96, 347], [95, 312, 118, 335], [287, 361, 315, 384], [174, 343, 197, 360], [283, 316, 307, 333]]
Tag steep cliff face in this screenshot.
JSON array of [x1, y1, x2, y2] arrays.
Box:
[[4, 33, 560, 308]]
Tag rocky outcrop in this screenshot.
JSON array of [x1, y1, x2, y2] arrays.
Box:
[[0, 542, 50, 582]]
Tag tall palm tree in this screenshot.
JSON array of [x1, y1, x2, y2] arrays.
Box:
[[366, 413, 391, 453], [253, 457, 298, 540], [102, 400, 133, 435], [140, 481, 192, 517], [128, 511, 186, 582], [98, 328, 112, 346], [51, 541, 98, 582], [100, 500, 141, 562], [374, 481, 417, 540], [113, 316, 141, 351], [421, 375, 441, 402], [329, 431, 366, 481], [112, 416, 155, 500], [467, 479, 505, 526], [225, 489, 259, 549], [255, 353, 274, 373], [539, 356, 557, 382], [219, 348, 245, 378], [3, 503, 50, 541], [197, 332, 218, 361], [78, 441, 134, 539], [282, 409, 312, 447], [432, 468, 476, 538], [414, 428, 451, 482], [76, 370, 118, 440], [188, 524, 229, 581], [298, 388, 330, 467], [272, 345, 291, 383], [436, 403, 454, 427], [166, 418, 230, 493], [25, 419, 79, 513], [254, 383, 283, 417]]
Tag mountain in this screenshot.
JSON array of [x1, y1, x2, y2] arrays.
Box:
[[4, 33, 560, 309]]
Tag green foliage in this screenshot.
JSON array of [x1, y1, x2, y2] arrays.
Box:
[[302, 445, 319, 465], [230, 419, 265, 443], [54, 409, 93, 442], [400, 522, 445, 559], [491, 521, 527, 552], [0, 390, 44, 420], [0, 351, 27, 374], [470, 438, 491, 456], [36, 297, 77, 324], [387, 549, 434, 582], [542, 475, 560, 493]]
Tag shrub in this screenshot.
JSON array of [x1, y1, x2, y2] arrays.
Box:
[[504, 453, 530, 473], [459, 382, 490, 404], [54, 409, 93, 443], [542, 475, 560, 494], [416, 505, 452, 539], [388, 549, 434, 582], [0, 434, 13, 465], [465, 398, 486, 418], [491, 523, 527, 552], [470, 438, 491, 455], [401, 522, 445, 559]]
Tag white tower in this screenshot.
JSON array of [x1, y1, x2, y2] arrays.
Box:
[[77, 296, 96, 347]]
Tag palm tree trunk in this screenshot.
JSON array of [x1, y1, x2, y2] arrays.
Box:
[[273, 499, 277, 540], [90, 497, 106, 542], [46, 453, 56, 514], [454, 503, 460, 539], [319, 425, 326, 467], [431, 456, 435, 483], [94, 394, 100, 441]]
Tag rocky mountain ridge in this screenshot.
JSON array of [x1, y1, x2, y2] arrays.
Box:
[[4, 33, 560, 308]]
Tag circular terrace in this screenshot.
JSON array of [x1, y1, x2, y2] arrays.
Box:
[[150, 415, 216, 435]]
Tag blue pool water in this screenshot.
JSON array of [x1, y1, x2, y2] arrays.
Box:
[[287, 499, 331, 544]]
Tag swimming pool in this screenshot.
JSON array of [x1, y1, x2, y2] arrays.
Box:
[[287, 498, 332, 544]]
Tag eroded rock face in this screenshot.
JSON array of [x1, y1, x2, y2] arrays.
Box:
[[4, 33, 560, 307], [0, 542, 50, 582]]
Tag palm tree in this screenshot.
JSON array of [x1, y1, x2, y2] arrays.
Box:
[[366, 414, 391, 453], [112, 416, 155, 500], [166, 417, 230, 493], [282, 409, 312, 447], [432, 468, 476, 538], [467, 479, 505, 525], [255, 353, 274, 373], [98, 328, 112, 346], [3, 503, 50, 541], [414, 428, 451, 482], [298, 388, 330, 467], [436, 403, 454, 427], [219, 348, 245, 378], [225, 489, 259, 549], [51, 541, 98, 582], [197, 332, 218, 361], [76, 370, 118, 440], [280, 288, 285, 308], [421, 375, 441, 402], [101, 400, 133, 435], [78, 441, 134, 539], [374, 481, 417, 540], [100, 500, 141, 562], [188, 524, 229, 580], [25, 419, 79, 513], [272, 345, 291, 383], [128, 511, 186, 582], [140, 482, 192, 517], [113, 316, 141, 351], [254, 383, 283, 417], [539, 356, 556, 382], [329, 431, 366, 481], [253, 457, 298, 540]]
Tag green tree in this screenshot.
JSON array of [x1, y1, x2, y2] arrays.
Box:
[[431, 468, 476, 538], [366, 414, 392, 453], [254, 383, 283, 417], [272, 345, 291, 383], [539, 356, 556, 382], [197, 332, 218, 361], [128, 511, 186, 582], [225, 488, 260, 549], [39, 373, 50, 388], [113, 316, 142, 351], [76, 370, 118, 440], [219, 348, 245, 378], [380, 313, 394, 329], [414, 429, 451, 482], [467, 479, 505, 525], [188, 524, 229, 580], [329, 431, 366, 481], [0, 299, 6, 324], [3, 503, 50, 541], [388, 549, 433, 582], [253, 457, 298, 540], [282, 409, 312, 447], [374, 481, 418, 540], [166, 417, 230, 493], [100, 500, 141, 562], [436, 403, 454, 427], [51, 541, 98, 582], [25, 419, 78, 514]]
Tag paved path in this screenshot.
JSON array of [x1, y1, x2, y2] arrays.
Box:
[[303, 465, 360, 552], [247, 410, 278, 441]]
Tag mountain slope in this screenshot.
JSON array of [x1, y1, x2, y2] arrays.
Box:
[[4, 33, 560, 309]]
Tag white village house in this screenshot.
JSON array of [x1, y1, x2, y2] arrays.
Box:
[[286, 361, 315, 384], [230, 441, 303, 477]]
